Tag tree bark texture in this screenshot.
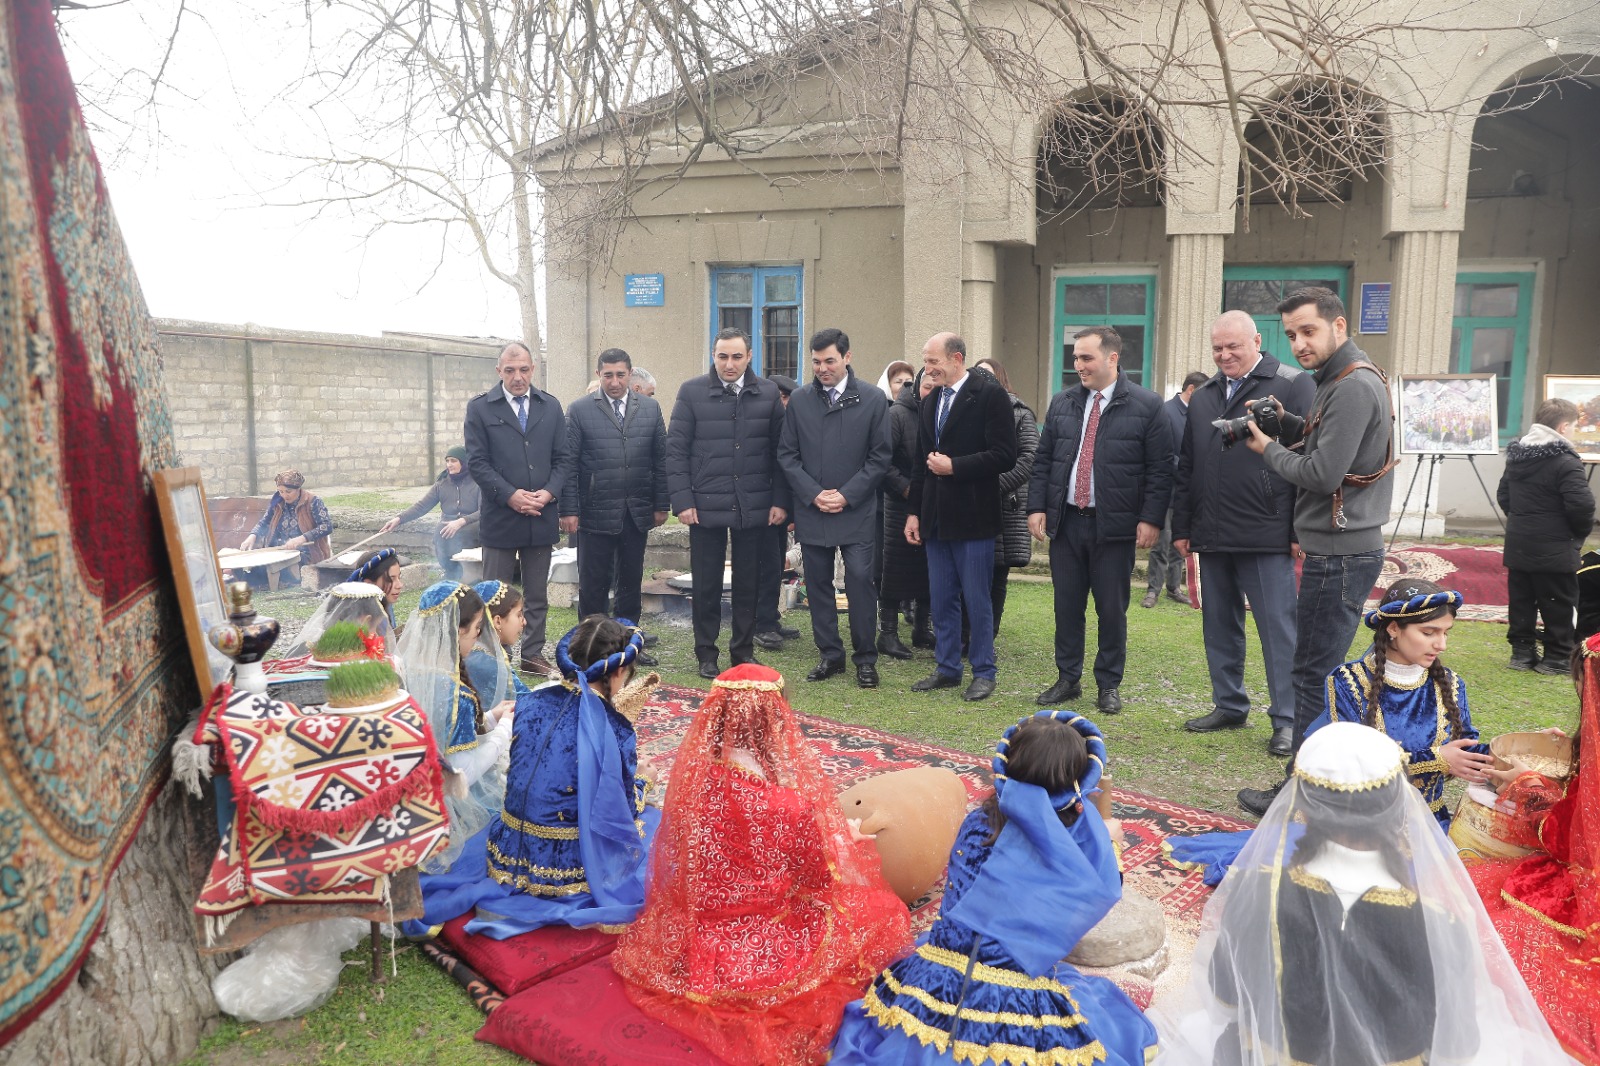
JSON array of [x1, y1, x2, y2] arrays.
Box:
[[0, 781, 224, 1066]]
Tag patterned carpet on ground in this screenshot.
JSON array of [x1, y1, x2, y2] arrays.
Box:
[[423, 685, 1251, 1035], [1192, 540, 1511, 623]]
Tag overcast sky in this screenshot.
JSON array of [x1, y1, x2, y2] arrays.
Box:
[[56, 3, 523, 341]]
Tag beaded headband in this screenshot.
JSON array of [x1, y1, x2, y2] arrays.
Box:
[[415, 580, 467, 616], [474, 580, 509, 610], [350, 547, 398, 584], [1363, 588, 1463, 629], [992, 709, 1107, 811], [554, 618, 645, 683]]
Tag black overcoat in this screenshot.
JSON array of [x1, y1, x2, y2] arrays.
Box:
[[464, 385, 570, 549], [777, 368, 891, 546]]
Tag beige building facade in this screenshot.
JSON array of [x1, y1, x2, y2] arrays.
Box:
[[540, 3, 1600, 523]]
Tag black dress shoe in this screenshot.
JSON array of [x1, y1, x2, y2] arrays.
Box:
[[877, 632, 914, 660], [731, 654, 763, 668], [1036, 676, 1083, 705], [856, 664, 880, 688], [911, 672, 962, 692], [776, 624, 802, 639], [962, 677, 996, 702], [911, 627, 936, 649], [1267, 726, 1294, 757], [1184, 708, 1248, 733], [698, 660, 719, 680], [1237, 782, 1282, 817], [1096, 687, 1122, 715], [1140, 588, 1159, 609], [754, 630, 785, 651], [1507, 650, 1538, 671], [641, 631, 660, 647], [1166, 588, 1191, 606], [635, 649, 659, 668], [807, 659, 846, 682], [1534, 658, 1570, 676]]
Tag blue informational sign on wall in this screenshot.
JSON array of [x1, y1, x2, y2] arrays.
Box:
[[1358, 281, 1390, 335], [624, 273, 665, 307]]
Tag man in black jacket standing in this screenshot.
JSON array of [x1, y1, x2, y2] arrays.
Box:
[[1172, 312, 1315, 755], [666, 328, 790, 679], [778, 328, 892, 688], [906, 332, 1016, 701], [1028, 327, 1172, 714], [559, 347, 669, 665], [464, 342, 571, 677]]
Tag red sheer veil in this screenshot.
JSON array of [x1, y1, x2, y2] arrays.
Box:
[[612, 664, 910, 1064], [1569, 635, 1599, 956]]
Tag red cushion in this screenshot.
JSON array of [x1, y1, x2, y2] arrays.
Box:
[[477, 956, 732, 1065], [437, 916, 617, 997]]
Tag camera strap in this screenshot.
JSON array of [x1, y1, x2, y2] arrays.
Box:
[[1303, 361, 1398, 530]]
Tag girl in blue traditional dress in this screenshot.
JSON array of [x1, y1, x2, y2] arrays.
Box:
[[404, 615, 658, 937], [466, 580, 533, 701], [830, 711, 1157, 1066], [1169, 579, 1494, 883], [395, 581, 515, 873]]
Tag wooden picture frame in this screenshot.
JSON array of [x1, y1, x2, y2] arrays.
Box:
[[153, 467, 233, 695], [1395, 373, 1499, 456], [1543, 375, 1600, 463]]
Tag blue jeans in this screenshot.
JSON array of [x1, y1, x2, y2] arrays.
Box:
[[925, 536, 996, 680], [1198, 552, 1298, 727], [1290, 549, 1384, 750]]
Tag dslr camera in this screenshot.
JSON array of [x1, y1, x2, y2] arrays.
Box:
[[1213, 397, 1283, 450]]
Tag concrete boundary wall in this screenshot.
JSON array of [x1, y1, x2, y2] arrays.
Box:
[[157, 320, 512, 496]]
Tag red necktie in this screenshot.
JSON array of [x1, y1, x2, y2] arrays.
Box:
[[1074, 392, 1103, 508]]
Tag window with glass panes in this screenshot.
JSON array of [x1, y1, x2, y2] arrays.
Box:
[[1052, 275, 1155, 392], [1451, 272, 1533, 442], [1221, 266, 1350, 368], [710, 266, 803, 381]]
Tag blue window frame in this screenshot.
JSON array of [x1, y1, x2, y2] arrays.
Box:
[[710, 266, 803, 380]]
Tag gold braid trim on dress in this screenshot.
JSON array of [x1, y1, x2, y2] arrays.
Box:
[[488, 867, 590, 896], [912, 944, 1082, 995], [1500, 888, 1587, 940], [875, 969, 1088, 1027], [498, 810, 580, 839], [485, 839, 585, 880], [861, 986, 1111, 1066]]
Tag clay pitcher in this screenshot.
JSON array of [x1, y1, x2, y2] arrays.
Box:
[[838, 767, 969, 905]]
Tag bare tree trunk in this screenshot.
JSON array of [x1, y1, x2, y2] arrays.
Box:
[[0, 782, 223, 1066]]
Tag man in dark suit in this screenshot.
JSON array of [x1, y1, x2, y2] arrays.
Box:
[[1028, 326, 1172, 715], [559, 347, 668, 666], [905, 332, 1017, 701], [777, 328, 891, 688], [465, 342, 571, 677], [1173, 312, 1316, 756], [754, 374, 802, 650], [1142, 371, 1207, 609], [666, 328, 790, 678]]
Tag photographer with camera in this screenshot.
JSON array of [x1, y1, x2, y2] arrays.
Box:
[[1172, 311, 1314, 756], [1235, 287, 1397, 815]]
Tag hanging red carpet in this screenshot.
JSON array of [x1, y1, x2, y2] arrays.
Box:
[[0, 0, 192, 1043]]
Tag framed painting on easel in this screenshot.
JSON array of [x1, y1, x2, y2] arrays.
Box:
[[153, 467, 233, 695], [1544, 375, 1600, 463]]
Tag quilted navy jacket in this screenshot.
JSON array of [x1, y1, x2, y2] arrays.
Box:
[[560, 390, 669, 535], [665, 369, 791, 529]]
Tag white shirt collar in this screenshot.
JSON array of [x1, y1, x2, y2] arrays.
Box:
[[503, 385, 531, 407], [941, 370, 969, 398], [1084, 379, 1116, 404], [1229, 353, 1264, 385]]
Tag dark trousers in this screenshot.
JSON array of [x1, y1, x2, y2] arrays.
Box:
[[1507, 568, 1579, 661], [926, 536, 997, 680], [755, 524, 787, 633], [1048, 510, 1136, 690], [689, 524, 763, 665], [577, 511, 647, 623], [801, 542, 878, 665], [1145, 507, 1183, 592], [482, 543, 553, 658], [1197, 552, 1298, 727], [1290, 550, 1385, 750]]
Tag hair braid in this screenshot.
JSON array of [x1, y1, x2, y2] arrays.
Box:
[[1428, 661, 1465, 740], [1364, 632, 1388, 728]]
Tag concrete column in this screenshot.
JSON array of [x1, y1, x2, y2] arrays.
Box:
[[1389, 230, 1460, 375], [961, 241, 998, 360], [901, 181, 964, 357], [1159, 233, 1225, 392], [1384, 229, 1462, 535], [543, 238, 592, 403]]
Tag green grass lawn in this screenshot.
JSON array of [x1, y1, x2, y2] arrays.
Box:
[[184, 580, 1580, 1065]]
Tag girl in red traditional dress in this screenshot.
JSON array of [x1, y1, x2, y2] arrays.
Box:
[[611, 664, 912, 1066], [1471, 634, 1600, 1064]]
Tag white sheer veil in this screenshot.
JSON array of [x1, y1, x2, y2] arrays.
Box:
[[1151, 721, 1575, 1065], [283, 581, 394, 660]]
